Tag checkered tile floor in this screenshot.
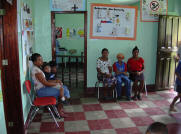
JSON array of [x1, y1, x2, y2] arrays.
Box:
[[27, 90, 181, 134]]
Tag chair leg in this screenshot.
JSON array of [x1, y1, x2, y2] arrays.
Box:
[[47, 106, 60, 128], [52, 105, 61, 119], [113, 89, 114, 98], [98, 88, 99, 99], [115, 88, 117, 99], [27, 107, 39, 128], [145, 81, 147, 96]]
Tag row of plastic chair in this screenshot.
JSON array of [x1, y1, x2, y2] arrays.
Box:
[[95, 80, 147, 99]]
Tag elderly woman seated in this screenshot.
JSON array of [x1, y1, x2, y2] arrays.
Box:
[[127, 46, 145, 100], [113, 53, 131, 101], [96, 48, 116, 100]]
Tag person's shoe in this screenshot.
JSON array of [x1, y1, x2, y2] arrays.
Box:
[[131, 96, 137, 101], [137, 94, 142, 100], [117, 96, 122, 100], [126, 97, 131, 101], [61, 100, 69, 105]]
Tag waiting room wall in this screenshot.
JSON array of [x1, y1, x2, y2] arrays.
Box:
[[33, 0, 179, 88]]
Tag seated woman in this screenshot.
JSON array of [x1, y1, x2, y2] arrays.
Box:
[[30, 53, 68, 116], [127, 46, 145, 100], [97, 48, 116, 100], [113, 53, 131, 101]]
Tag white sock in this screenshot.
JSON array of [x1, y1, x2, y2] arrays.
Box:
[[61, 97, 65, 101]]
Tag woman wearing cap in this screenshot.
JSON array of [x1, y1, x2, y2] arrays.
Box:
[[127, 46, 145, 100], [113, 53, 131, 101]]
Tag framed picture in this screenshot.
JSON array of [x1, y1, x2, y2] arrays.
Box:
[[90, 3, 138, 40]]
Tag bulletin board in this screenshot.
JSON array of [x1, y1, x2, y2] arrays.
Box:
[[50, 0, 86, 11], [140, 0, 168, 22], [21, 3, 34, 76], [90, 4, 138, 40]]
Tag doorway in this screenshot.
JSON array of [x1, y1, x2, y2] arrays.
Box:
[[51, 11, 87, 99]]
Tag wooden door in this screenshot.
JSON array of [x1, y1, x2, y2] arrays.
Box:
[[1, 0, 25, 134], [156, 16, 181, 90]]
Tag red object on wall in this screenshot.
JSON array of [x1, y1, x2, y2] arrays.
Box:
[[56, 27, 62, 39]]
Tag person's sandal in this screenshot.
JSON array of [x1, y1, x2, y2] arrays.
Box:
[[169, 105, 177, 112], [131, 96, 137, 101], [59, 111, 71, 118], [137, 94, 142, 100]]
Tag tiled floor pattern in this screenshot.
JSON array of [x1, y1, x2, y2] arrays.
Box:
[[27, 90, 181, 134]]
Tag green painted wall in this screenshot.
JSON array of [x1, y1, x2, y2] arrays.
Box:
[[55, 14, 84, 56], [33, 0, 178, 87], [87, 0, 158, 86], [0, 70, 7, 134], [174, 0, 181, 16], [34, 0, 52, 62]]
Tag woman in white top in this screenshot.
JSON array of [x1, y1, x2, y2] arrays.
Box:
[[30, 53, 64, 99], [97, 48, 116, 100]]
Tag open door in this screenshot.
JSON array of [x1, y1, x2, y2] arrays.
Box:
[[156, 15, 181, 90], [0, 0, 25, 134]]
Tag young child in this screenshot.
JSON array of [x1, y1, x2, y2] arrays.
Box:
[[170, 60, 181, 112], [42, 62, 65, 101], [145, 122, 168, 134], [113, 53, 131, 101], [43, 62, 71, 100]]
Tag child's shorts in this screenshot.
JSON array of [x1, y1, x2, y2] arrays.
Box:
[[63, 85, 70, 99], [176, 85, 181, 94]]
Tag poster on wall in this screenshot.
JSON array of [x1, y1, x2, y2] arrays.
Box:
[[56, 27, 62, 39], [50, 0, 86, 11], [65, 28, 84, 38], [90, 4, 138, 40], [140, 0, 168, 22], [21, 3, 34, 76]]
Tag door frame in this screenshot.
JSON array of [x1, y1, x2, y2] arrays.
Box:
[[51, 11, 87, 91], [0, 0, 25, 133]]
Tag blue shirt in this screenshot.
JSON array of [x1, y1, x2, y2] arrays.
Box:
[[113, 61, 126, 76], [176, 61, 181, 86]]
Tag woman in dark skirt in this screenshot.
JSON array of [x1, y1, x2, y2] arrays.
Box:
[[97, 48, 116, 100], [127, 46, 145, 100]]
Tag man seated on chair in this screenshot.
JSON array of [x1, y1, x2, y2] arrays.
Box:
[[113, 53, 131, 101], [97, 48, 116, 100]]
